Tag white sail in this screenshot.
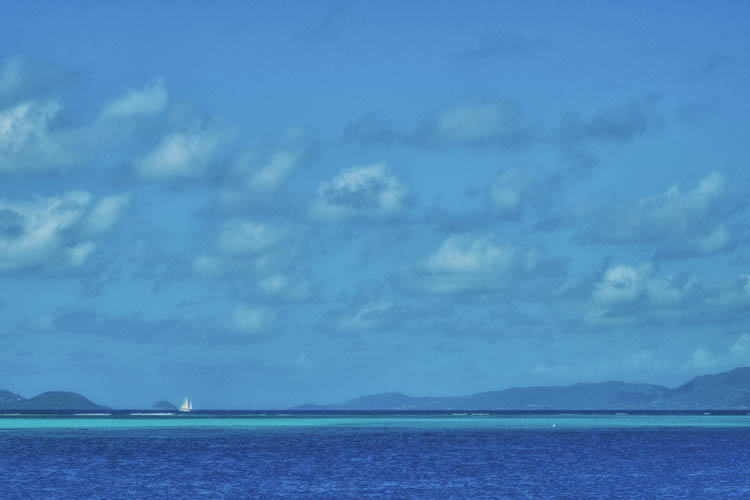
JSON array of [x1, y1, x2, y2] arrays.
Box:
[[179, 396, 191, 412]]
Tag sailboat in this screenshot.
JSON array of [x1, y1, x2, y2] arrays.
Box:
[[179, 396, 193, 412]]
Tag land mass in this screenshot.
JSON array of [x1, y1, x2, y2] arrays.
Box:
[[294, 367, 750, 411], [152, 400, 177, 410], [0, 391, 107, 410]]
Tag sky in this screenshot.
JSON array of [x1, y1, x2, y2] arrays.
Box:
[[1, 1, 749, 409]]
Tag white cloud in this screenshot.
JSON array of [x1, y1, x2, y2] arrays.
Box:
[[133, 124, 225, 180], [67, 241, 96, 267], [414, 101, 527, 147], [311, 162, 408, 220], [0, 191, 90, 270], [583, 262, 694, 326], [101, 78, 167, 118], [592, 264, 649, 305], [489, 167, 536, 217], [731, 333, 750, 359], [344, 301, 393, 332], [584, 172, 734, 257], [228, 304, 274, 335], [217, 127, 314, 210], [258, 273, 311, 300], [85, 194, 130, 234], [685, 348, 721, 371], [192, 255, 222, 276], [0, 100, 77, 173], [217, 219, 280, 256], [0, 190, 128, 272], [408, 234, 550, 295]]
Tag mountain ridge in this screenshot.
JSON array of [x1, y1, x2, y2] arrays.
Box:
[[0, 391, 107, 410], [293, 367, 750, 411]]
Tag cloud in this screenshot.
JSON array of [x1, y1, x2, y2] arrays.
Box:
[[258, 273, 312, 301], [101, 78, 167, 118], [67, 241, 97, 267], [0, 191, 89, 270], [84, 194, 130, 234], [0, 191, 127, 272], [133, 121, 227, 180], [730, 333, 750, 359], [684, 348, 721, 371], [696, 54, 734, 78], [217, 127, 315, 211], [311, 162, 408, 220], [453, 34, 547, 60], [217, 218, 282, 256], [227, 304, 276, 336], [343, 113, 400, 145], [403, 234, 562, 296], [569, 260, 750, 329], [558, 95, 659, 145], [488, 167, 542, 219], [343, 100, 533, 149], [0, 100, 78, 173], [192, 254, 223, 277], [582, 172, 740, 258], [412, 100, 530, 148]]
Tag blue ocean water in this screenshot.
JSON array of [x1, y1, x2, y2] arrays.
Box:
[[2, 412, 750, 498]]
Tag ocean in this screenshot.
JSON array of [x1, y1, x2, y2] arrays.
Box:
[[2, 411, 750, 498]]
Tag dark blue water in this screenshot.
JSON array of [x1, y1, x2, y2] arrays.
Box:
[[3, 415, 750, 498]]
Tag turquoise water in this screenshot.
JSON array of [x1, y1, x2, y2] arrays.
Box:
[[3, 412, 750, 429]]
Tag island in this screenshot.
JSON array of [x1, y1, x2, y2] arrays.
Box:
[[0, 391, 107, 410], [294, 366, 750, 411], [152, 400, 177, 410]]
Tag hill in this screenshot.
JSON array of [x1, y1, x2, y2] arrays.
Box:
[[152, 400, 177, 410], [294, 367, 750, 411], [0, 391, 107, 410]]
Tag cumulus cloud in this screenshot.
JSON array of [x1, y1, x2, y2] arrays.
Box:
[[488, 167, 540, 219], [579, 172, 740, 259], [227, 304, 275, 336], [684, 348, 721, 371], [572, 260, 750, 329], [217, 218, 281, 256], [582, 263, 693, 326], [0, 191, 127, 272], [412, 100, 530, 148], [133, 122, 226, 180], [67, 241, 97, 267], [344, 100, 533, 149], [84, 194, 130, 234], [192, 254, 223, 277], [218, 127, 315, 211], [558, 95, 659, 144], [311, 162, 408, 220], [101, 78, 167, 117], [404, 234, 561, 295], [258, 273, 312, 301], [0, 100, 78, 173], [730, 333, 750, 359]]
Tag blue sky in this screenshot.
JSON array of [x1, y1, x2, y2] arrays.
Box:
[[1, 1, 749, 408]]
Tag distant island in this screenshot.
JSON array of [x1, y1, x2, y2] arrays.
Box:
[[0, 391, 107, 410], [152, 400, 177, 410], [294, 367, 750, 411], [5, 367, 750, 410]]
